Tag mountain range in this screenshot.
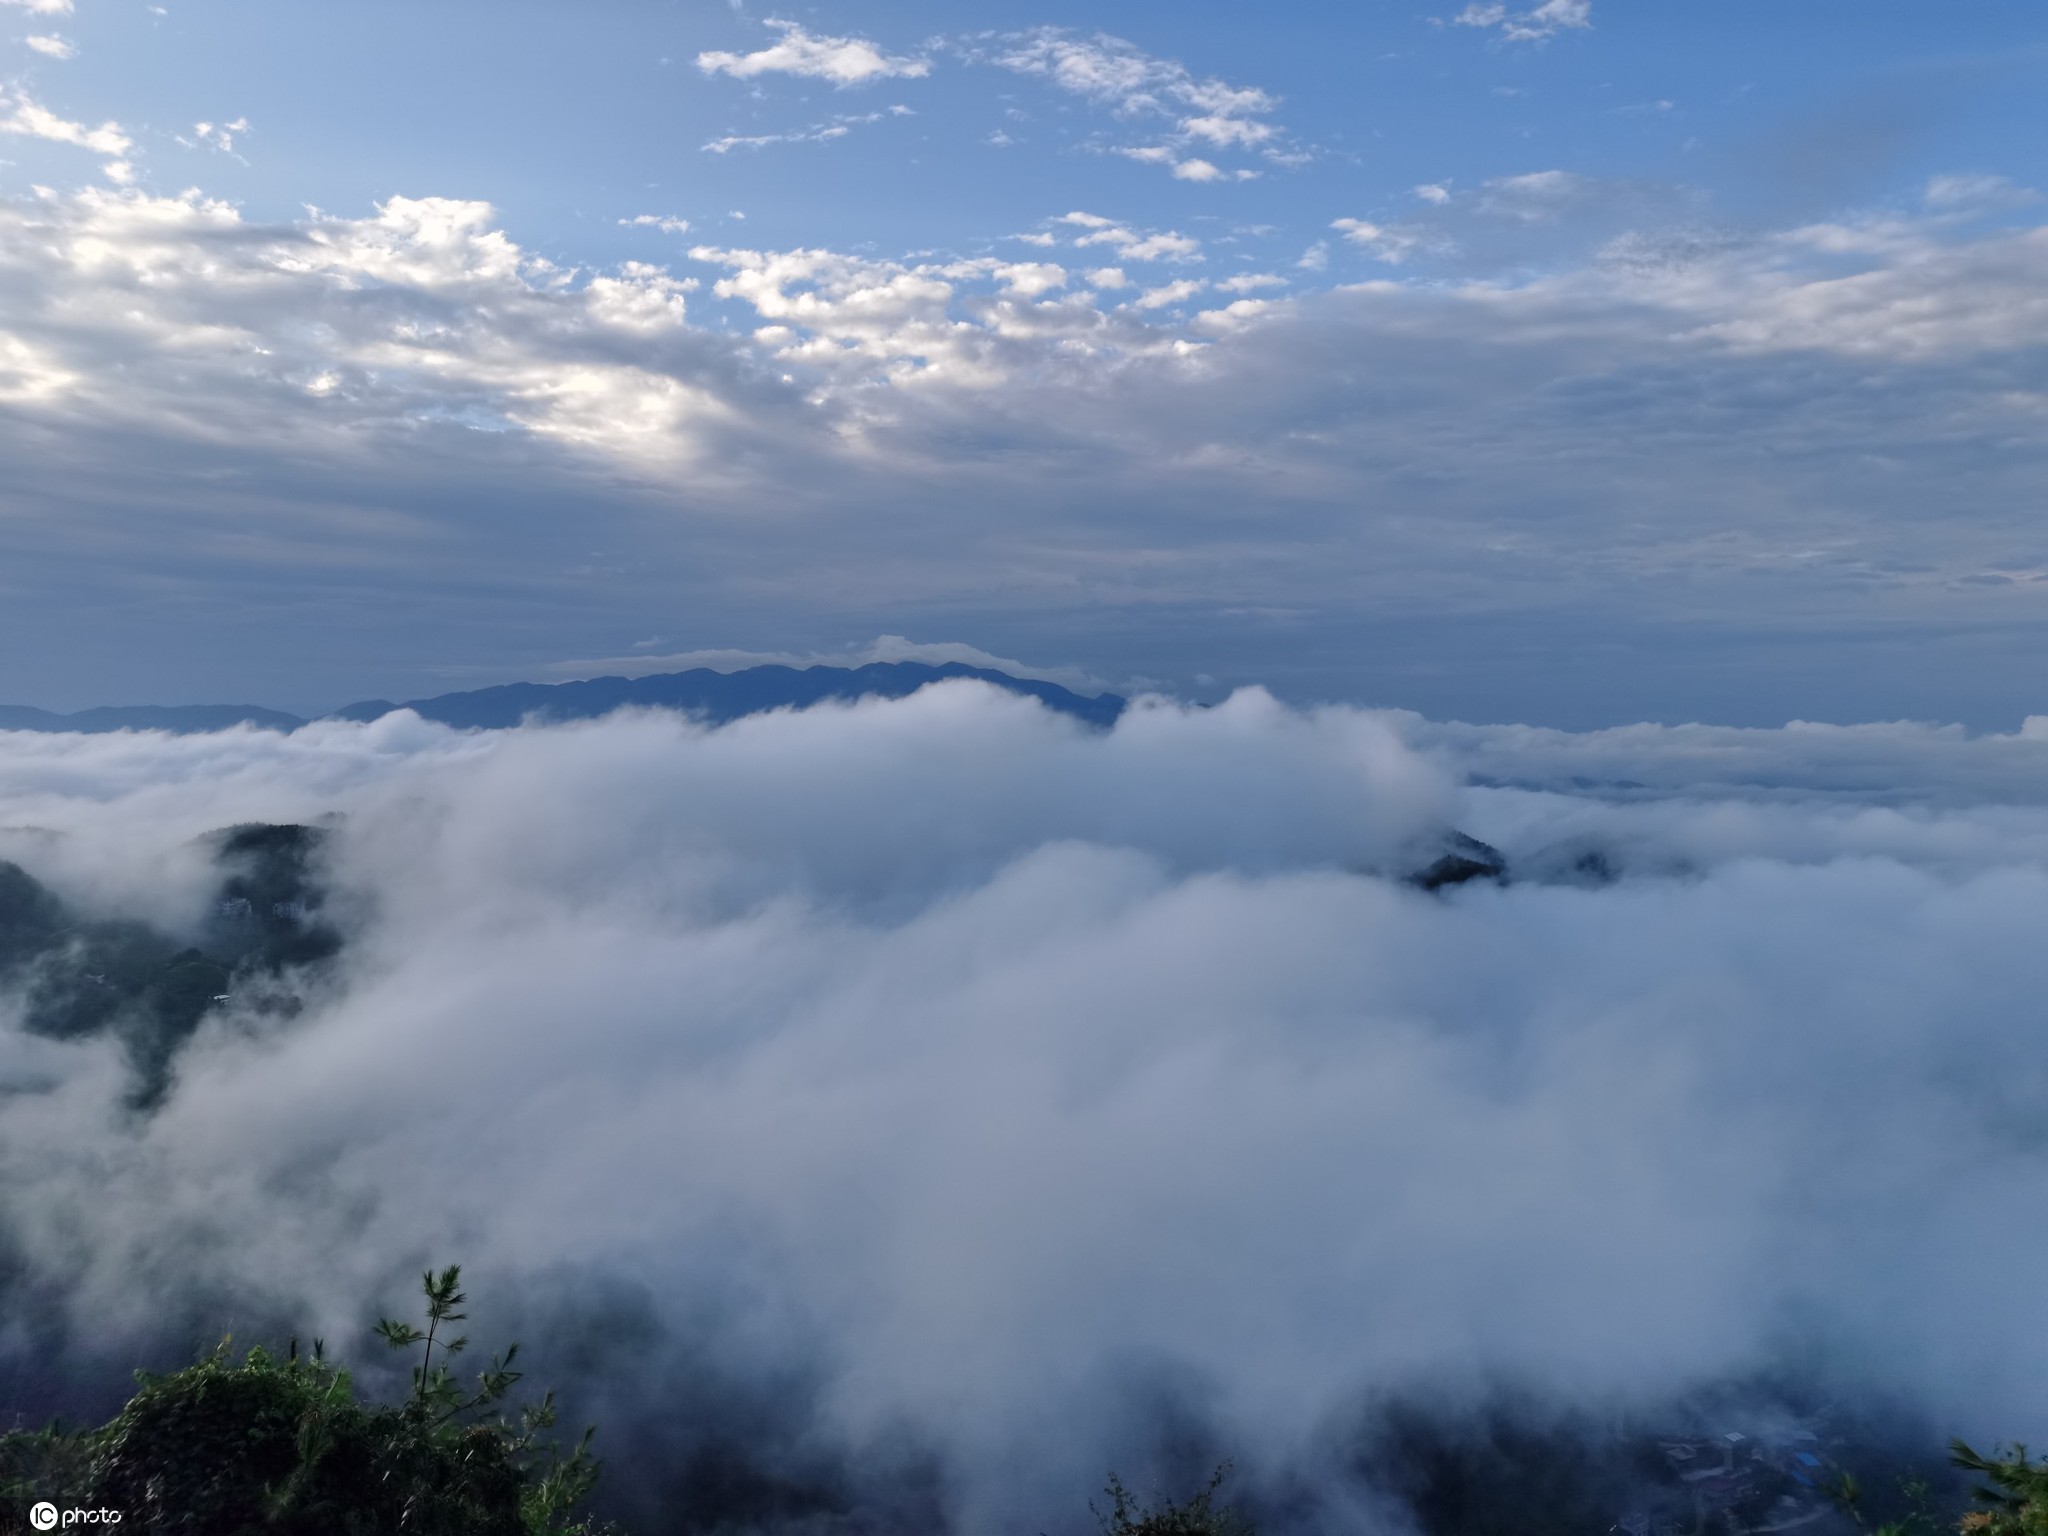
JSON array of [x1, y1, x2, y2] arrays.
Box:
[[0, 662, 1127, 734]]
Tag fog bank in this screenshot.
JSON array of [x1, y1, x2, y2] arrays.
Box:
[[3, 683, 2047, 1531]]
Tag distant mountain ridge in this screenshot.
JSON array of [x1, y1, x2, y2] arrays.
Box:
[[0, 662, 1127, 735]]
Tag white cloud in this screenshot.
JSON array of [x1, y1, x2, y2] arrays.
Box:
[[0, 188, 735, 459], [621, 214, 691, 234], [6, 176, 2048, 724], [1192, 296, 1279, 332], [1453, 0, 1592, 41], [1414, 182, 1452, 205], [0, 0, 72, 13], [981, 30, 1163, 103], [0, 87, 131, 179], [1527, 0, 1594, 31], [1214, 272, 1286, 293], [1181, 114, 1275, 149], [697, 17, 930, 86], [185, 116, 249, 155], [1925, 173, 2041, 211], [1058, 212, 1203, 263], [1132, 278, 1204, 310], [977, 28, 1287, 181], [993, 261, 1066, 297], [0, 89, 127, 155], [1083, 266, 1127, 289], [24, 32, 75, 59], [1123, 230, 1203, 261], [1477, 167, 1595, 221], [1330, 217, 1436, 264], [1662, 219, 2048, 359], [15, 694, 2048, 1528], [702, 110, 890, 153], [1113, 147, 1253, 182], [1402, 712, 2048, 809], [689, 243, 964, 368]]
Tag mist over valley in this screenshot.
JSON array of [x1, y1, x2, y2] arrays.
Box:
[[0, 679, 2043, 1530]]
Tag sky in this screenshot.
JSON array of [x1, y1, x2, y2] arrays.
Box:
[[3, 1, 2048, 724]]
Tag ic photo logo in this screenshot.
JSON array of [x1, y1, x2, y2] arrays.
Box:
[[27, 1506, 121, 1529]]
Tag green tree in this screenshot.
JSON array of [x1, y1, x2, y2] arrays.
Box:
[[0, 1265, 607, 1536], [1946, 1440, 2048, 1535]]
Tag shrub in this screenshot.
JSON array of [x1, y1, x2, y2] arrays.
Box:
[[0, 1265, 606, 1536], [1093, 1464, 1253, 1536]]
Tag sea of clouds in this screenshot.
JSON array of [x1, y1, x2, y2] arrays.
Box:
[[4, 680, 2048, 1530]]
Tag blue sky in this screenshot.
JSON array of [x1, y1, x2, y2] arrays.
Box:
[[3, 1, 2048, 724]]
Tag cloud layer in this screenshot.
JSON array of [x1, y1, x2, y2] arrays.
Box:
[[6, 688, 2048, 1527], [3, 79, 2048, 722]]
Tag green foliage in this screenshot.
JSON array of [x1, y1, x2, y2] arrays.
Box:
[[1829, 1438, 2048, 1536], [0, 1266, 609, 1536], [1831, 1467, 1944, 1536], [1947, 1439, 2048, 1535], [1093, 1464, 1253, 1536]]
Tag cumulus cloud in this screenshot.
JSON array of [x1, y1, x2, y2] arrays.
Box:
[[0, 188, 744, 470], [992, 260, 1066, 297], [1132, 277, 1204, 311], [620, 213, 690, 234], [23, 32, 75, 59], [0, 0, 71, 13], [697, 18, 930, 86], [9, 690, 2048, 1528]]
